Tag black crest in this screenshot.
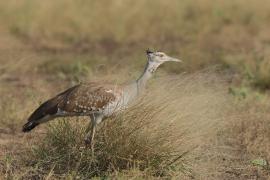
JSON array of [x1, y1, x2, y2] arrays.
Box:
[[146, 49, 154, 55]]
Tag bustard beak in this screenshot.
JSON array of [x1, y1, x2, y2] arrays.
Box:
[[170, 58, 182, 62], [167, 56, 182, 63]]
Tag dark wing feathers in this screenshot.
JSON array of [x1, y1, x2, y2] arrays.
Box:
[[27, 98, 59, 122], [26, 84, 80, 122], [22, 98, 59, 132]]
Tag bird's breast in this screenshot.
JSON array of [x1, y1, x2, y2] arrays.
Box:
[[102, 91, 128, 117]]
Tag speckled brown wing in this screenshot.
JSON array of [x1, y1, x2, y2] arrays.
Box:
[[57, 82, 118, 114], [22, 82, 119, 132]]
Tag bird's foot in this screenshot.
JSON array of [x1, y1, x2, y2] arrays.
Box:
[[84, 138, 95, 155], [84, 137, 92, 147]]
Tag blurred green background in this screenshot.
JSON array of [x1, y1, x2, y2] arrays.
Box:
[[1, 0, 270, 89]]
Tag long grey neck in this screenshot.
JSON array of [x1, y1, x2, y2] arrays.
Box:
[[136, 60, 160, 94], [122, 60, 161, 106]]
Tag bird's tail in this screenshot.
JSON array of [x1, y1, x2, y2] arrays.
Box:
[[22, 97, 60, 133], [22, 121, 39, 132], [22, 85, 79, 133]]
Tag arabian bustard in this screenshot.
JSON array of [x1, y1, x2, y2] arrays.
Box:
[[22, 50, 181, 151]]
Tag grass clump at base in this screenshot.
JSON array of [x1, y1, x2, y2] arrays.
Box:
[[26, 117, 186, 179]]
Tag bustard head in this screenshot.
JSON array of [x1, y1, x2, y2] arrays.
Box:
[[146, 49, 181, 64], [145, 49, 181, 73]]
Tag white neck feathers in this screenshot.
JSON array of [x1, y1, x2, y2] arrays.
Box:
[[136, 60, 161, 93]]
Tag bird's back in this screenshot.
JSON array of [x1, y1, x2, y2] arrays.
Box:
[[23, 82, 123, 132], [58, 82, 122, 115]]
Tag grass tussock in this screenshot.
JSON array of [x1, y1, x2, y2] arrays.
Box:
[[13, 72, 230, 179]]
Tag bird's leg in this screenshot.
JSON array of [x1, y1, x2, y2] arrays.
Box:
[[84, 122, 93, 144], [84, 115, 96, 153], [90, 124, 96, 153]]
